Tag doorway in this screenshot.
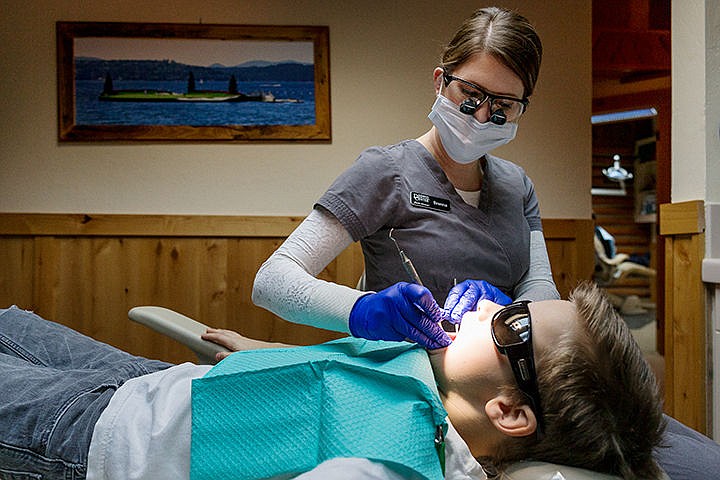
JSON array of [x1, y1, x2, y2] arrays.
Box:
[[591, 89, 670, 360], [592, 0, 670, 359], [591, 113, 658, 353]]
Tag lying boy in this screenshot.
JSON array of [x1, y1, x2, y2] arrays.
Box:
[[0, 282, 664, 479]]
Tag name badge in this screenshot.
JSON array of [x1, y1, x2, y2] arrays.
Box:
[[410, 192, 451, 212]]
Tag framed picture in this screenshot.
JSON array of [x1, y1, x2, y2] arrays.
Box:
[[57, 22, 330, 142]]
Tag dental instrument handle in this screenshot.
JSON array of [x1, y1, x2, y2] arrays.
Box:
[[399, 250, 423, 286], [453, 278, 459, 333], [389, 228, 423, 286]]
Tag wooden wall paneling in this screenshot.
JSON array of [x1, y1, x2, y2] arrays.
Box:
[[0, 237, 34, 307], [127, 237, 237, 363], [122, 238, 177, 360], [122, 239, 174, 358], [544, 239, 572, 298], [227, 237, 276, 340], [32, 236, 64, 320], [663, 233, 675, 415], [543, 219, 596, 299], [0, 214, 594, 364], [660, 200, 707, 433], [162, 239, 224, 355], [664, 233, 706, 431], [87, 238, 127, 343]]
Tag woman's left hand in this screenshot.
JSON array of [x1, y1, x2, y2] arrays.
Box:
[[444, 279, 512, 324]]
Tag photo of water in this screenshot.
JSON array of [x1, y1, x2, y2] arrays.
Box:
[[59, 30, 328, 139], [75, 79, 316, 127]]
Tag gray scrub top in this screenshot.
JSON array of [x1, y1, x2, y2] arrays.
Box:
[[315, 139, 541, 304]]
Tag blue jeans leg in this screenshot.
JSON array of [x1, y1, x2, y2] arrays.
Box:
[[0, 306, 173, 478], [0, 305, 170, 371]]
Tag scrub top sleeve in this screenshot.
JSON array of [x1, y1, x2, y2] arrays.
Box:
[[316, 146, 402, 242], [522, 175, 543, 232], [513, 231, 561, 301]]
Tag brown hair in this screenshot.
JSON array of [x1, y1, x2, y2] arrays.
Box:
[[440, 7, 543, 99], [489, 282, 665, 479]]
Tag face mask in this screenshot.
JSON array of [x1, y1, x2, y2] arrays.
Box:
[[428, 94, 518, 164]]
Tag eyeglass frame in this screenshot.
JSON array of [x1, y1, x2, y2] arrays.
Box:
[[490, 300, 545, 438], [442, 71, 529, 122]]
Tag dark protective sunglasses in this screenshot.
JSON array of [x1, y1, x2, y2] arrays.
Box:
[[490, 300, 544, 438]]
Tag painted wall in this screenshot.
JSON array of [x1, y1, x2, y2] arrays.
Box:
[[0, 0, 591, 218], [704, 2, 720, 205], [672, 1, 705, 202], [672, 0, 720, 440]]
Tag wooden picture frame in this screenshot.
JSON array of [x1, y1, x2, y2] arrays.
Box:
[[57, 22, 330, 142]]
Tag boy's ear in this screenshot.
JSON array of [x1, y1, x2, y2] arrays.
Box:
[[484, 395, 537, 438]]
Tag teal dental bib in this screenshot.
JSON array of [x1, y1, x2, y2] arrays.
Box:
[[190, 337, 447, 480]]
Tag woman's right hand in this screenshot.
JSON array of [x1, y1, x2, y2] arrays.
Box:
[[348, 282, 451, 350]]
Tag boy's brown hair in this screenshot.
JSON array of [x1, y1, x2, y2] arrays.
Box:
[[490, 282, 665, 479]]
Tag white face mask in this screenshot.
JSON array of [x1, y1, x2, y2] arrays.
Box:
[[428, 94, 518, 164]]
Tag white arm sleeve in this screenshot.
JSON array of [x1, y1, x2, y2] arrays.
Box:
[[513, 230, 561, 301], [251, 208, 367, 333]]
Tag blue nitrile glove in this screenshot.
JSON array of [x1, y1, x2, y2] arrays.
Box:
[[444, 280, 512, 324], [349, 282, 452, 350]]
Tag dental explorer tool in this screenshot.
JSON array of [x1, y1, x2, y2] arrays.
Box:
[[389, 228, 423, 286], [453, 278, 459, 334], [389, 229, 447, 329]]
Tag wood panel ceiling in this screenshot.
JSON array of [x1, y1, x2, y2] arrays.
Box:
[[593, 0, 670, 84]]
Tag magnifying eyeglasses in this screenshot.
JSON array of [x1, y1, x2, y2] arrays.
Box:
[[459, 98, 508, 126], [442, 72, 525, 126]]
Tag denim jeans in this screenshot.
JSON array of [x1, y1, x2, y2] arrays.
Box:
[[0, 306, 172, 479]]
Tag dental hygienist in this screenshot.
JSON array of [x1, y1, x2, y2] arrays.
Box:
[[252, 6, 559, 350]]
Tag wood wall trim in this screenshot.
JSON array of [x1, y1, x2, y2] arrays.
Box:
[[0, 213, 590, 240], [659, 199, 708, 433], [659, 200, 705, 235], [0, 213, 303, 237], [542, 218, 591, 238]]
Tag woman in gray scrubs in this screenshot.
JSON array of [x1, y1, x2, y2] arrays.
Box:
[[251, 7, 559, 350]]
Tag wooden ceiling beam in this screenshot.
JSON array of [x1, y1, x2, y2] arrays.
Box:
[[593, 30, 670, 74]]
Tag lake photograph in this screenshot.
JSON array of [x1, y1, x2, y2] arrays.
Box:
[[73, 36, 317, 127]]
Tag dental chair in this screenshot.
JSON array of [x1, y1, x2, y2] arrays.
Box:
[[594, 227, 656, 285], [594, 226, 656, 315], [129, 306, 671, 480], [129, 306, 230, 364]]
